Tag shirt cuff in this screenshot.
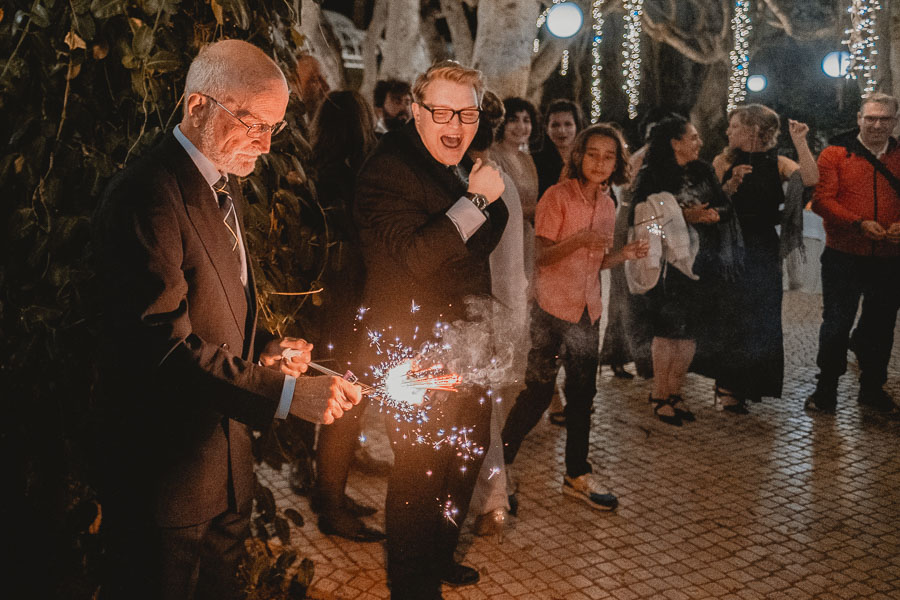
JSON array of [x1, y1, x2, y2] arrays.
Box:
[[274, 375, 296, 419], [446, 197, 487, 242]]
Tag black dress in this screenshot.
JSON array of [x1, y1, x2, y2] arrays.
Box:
[[629, 161, 739, 377], [716, 149, 785, 399], [532, 137, 565, 199]]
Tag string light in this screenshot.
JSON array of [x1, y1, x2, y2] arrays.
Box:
[[560, 49, 570, 76], [843, 0, 881, 95], [727, 1, 752, 112], [533, 0, 563, 54], [590, 1, 604, 123], [621, 0, 644, 120]]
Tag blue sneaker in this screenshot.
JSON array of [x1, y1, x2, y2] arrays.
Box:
[[563, 473, 618, 511]]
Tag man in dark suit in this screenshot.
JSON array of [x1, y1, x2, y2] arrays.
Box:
[[93, 40, 361, 600], [354, 61, 507, 600]]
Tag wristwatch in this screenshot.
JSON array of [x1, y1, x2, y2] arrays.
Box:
[[465, 192, 489, 211], [852, 219, 864, 231]]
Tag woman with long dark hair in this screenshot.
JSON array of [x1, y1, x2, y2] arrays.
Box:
[[630, 115, 742, 426]]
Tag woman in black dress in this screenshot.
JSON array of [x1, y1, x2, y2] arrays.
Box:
[[630, 115, 742, 426], [711, 104, 818, 413]]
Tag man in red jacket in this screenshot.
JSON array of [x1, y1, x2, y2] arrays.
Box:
[[807, 93, 900, 414]]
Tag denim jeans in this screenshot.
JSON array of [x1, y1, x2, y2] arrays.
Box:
[[816, 247, 900, 390], [502, 305, 599, 479]]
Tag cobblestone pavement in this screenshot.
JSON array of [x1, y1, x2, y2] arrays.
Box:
[[257, 290, 900, 599]]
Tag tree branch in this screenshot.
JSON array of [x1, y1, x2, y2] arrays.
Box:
[[440, 0, 473, 65]]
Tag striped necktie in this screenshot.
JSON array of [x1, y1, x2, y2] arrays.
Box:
[[213, 176, 239, 252]]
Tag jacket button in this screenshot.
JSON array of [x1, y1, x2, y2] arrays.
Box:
[[221, 343, 230, 350]]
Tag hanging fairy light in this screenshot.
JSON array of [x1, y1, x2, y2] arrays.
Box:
[[621, 0, 644, 120], [533, 2, 585, 81], [590, 0, 604, 123], [727, 1, 752, 112], [843, 0, 881, 95]]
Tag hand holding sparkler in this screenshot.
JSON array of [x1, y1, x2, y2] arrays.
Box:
[[259, 337, 312, 377], [288, 374, 361, 425]]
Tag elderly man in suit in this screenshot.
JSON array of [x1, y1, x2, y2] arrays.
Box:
[[354, 61, 507, 600], [93, 40, 361, 600]]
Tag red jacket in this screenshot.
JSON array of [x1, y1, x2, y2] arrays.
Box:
[[812, 133, 900, 257]]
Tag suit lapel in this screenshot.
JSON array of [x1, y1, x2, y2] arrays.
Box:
[[160, 135, 248, 340], [231, 183, 259, 358]]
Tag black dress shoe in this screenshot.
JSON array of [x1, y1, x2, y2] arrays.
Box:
[[343, 494, 378, 517], [440, 562, 480, 587], [310, 492, 378, 517], [805, 387, 836, 415], [858, 387, 898, 413], [317, 511, 385, 542], [611, 364, 635, 379]]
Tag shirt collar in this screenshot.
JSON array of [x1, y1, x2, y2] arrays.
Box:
[[857, 133, 889, 159], [174, 125, 223, 187]]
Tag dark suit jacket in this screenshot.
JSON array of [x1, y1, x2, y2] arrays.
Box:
[[353, 122, 509, 340], [93, 133, 284, 527]]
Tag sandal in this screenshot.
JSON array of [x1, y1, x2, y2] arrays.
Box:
[[651, 395, 682, 427], [714, 386, 748, 415], [669, 394, 695, 422]]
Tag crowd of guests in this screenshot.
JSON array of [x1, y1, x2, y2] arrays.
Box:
[[91, 39, 900, 600]]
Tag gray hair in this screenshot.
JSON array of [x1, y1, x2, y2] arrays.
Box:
[[860, 92, 899, 116], [184, 40, 287, 113]]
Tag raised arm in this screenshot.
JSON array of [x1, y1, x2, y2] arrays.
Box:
[[785, 119, 819, 186]]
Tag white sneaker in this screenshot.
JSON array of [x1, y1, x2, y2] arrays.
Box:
[[562, 473, 618, 511]]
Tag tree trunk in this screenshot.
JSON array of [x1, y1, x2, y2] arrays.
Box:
[[889, 0, 900, 109], [689, 60, 731, 160], [471, 0, 541, 98], [441, 0, 474, 66], [526, 34, 570, 104], [360, 0, 389, 103], [380, 0, 429, 83], [298, 0, 345, 91]]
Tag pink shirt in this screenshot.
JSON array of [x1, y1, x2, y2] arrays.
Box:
[[533, 178, 616, 324]]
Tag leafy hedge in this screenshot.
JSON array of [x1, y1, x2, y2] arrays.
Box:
[[1, 1, 338, 596]]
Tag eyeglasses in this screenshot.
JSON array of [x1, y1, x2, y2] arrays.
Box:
[[202, 94, 287, 138], [420, 103, 481, 125], [861, 115, 896, 124]]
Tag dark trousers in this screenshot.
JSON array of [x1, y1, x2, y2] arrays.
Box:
[[315, 397, 369, 508], [385, 390, 491, 600], [100, 502, 250, 600], [816, 247, 900, 390], [502, 305, 599, 479]]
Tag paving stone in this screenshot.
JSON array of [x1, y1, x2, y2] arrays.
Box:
[[257, 291, 900, 599]]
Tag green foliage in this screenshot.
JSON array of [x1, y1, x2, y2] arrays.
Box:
[[239, 538, 315, 600], [1, 1, 332, 596]]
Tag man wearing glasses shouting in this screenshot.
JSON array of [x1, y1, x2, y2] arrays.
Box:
[[93, 40, 360, 599], [354, 61, 507, 599], [807, 92, 900, 415]]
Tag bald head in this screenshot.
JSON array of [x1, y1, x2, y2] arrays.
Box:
[[184, 39, 288, 111], [180, 40, 290, 177]]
